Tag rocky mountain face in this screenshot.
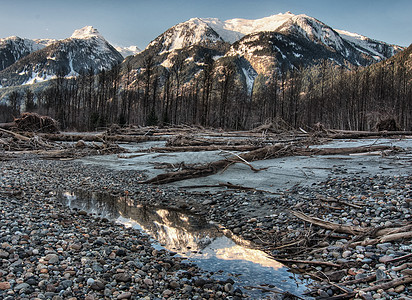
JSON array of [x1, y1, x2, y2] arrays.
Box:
[[0, 36, 48, 71], [0, 13, 405, 94], [0, 26, 124, 88], [123, 12, 404, 94]]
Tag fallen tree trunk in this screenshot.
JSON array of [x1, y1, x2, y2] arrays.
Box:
[[360, 276, 412, 292], [349, 231, 412, 247], [141, 143, 290, 184], [374, 224, 412, 237], [291, 211, 368, 235], [35, 133, 165, 143], [179, 182, 282, 194], [0, 122, 15, 129], [141, 144, 398, 184], [149, 145, 261, 152], [327, 130, 412, 139], [297, 145, 399, 156]]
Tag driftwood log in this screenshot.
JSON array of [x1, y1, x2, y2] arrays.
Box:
[[149, 145, 261, 152], [35, 133, 165, 143], [327, 130, 412, 139], [0, 127, 54, 149], [141, 144, 399, 184], [290, 211, 368, 235]]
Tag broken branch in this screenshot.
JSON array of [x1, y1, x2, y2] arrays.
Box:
[[291, 210, 367, 235]]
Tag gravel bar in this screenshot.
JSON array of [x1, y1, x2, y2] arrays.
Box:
[[1, 154, 411, 300]]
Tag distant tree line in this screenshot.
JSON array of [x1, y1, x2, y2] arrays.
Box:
[[2, 54, 411, 131]]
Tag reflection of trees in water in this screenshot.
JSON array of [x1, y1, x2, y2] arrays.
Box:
[[59, 189, 221, 252], [60, 190, 121, 219], [125, 206, 221, 252], [58, 190, 308, 297]]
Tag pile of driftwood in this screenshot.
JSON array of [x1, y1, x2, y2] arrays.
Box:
[[0, 126, 127, 159], [0, 112, 60, 133], [1, 113, 411, 163], [14, 112, 60, 133]]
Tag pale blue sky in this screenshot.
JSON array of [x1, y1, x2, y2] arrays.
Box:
[[1, 0, 411, 48]]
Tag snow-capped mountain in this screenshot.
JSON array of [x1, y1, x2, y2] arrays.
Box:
[[208, 12, 402, 64], [0, 13, 404, 93], [0, 36, 48, 71], [115, 45, 141, 58], [147, 12, 401, 65], [124, 12, 403, 95], [0, 26, 123, 87], [147, 18, 228, 54], [225, 13, 385, 77]]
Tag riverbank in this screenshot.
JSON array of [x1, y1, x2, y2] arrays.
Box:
[[1, 151, 411, 299], [0, 156, 246, 300]]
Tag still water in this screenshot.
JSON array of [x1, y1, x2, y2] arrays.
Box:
[[58, 190, 311, 299]]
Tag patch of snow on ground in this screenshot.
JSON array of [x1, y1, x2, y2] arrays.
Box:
[[24, 72, 56, 85]]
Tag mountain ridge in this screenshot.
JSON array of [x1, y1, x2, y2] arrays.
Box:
[[0, 13, 406, 91], [147, 12, 403, 63], [0, 26, 124, 87], [121, 12, 404, 96]]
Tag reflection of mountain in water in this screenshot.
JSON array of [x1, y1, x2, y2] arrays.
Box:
[[58, 189, 310, 298], [122, 207, 221, 253], [59, 190, 221, 253]]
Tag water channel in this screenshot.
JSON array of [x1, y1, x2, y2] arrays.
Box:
[[58, 189, 311, 298]]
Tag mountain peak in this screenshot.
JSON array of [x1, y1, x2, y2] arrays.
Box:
[[70, 26, 103, 39], [1, 35, 20, 41], [202, 12, 297, 41]]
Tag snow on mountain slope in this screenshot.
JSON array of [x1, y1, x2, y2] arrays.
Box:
[[276, 14, 351, 58], [203, 12, 294, 40], [199, 18, 245, 43], [115, 45, 141, 58], [202, 12, 402, 62], [335, 29, 404, 60], [71, 26, 104, 39], [33, 38, 57, 47], [0, 26, 124, 87], [147, 18, 225, 53], [0, 36, 46, 71]]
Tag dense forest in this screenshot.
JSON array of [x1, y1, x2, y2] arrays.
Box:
[[1, 45, 411, 132]]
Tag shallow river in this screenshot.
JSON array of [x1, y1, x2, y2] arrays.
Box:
[[59, 190, 311, 298]]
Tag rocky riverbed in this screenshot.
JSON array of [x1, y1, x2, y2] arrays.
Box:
[[0, 157, 246, 300], [1, 152, 411, 299]]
